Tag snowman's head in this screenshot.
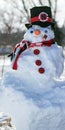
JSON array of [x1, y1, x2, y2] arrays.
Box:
[[24, 25, 55, 43]]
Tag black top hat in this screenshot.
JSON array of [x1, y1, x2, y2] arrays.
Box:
[[25, 6, 55, 28]]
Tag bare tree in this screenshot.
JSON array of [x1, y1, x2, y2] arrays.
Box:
[[10, 0, 59, 26], [3, 13, 14, 34], [0, 0, 59, 33], [0, 0, 65, 40], [48, 0, 58, 19]]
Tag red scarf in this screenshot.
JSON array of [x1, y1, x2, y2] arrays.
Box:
[[12, 39, 54, 70], [28, 39, 54, 48]]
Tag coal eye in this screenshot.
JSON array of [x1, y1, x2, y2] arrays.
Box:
[[45, 30, 48, 33], [30, 30, 34, 33]]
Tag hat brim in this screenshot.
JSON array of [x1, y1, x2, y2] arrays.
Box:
[[25, 23, 32, 29], [25, 21, 55, 29]]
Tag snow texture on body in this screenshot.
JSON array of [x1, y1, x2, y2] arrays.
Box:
[[1, 9, 65, 130]]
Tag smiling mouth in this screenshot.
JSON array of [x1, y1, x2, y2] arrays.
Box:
[[43, 35, 47, 40]]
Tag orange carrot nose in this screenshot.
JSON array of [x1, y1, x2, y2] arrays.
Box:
[[34, 29, 41, 35]]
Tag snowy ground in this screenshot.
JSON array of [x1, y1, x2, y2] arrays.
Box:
[[0, 56, 65, 130]]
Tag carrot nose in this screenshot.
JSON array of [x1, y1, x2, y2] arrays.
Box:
[[34, 30, 41, 35]]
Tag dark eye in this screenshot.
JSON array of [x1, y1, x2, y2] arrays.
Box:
[[45, 30, 48, 33], [30, 30, 34, 33]]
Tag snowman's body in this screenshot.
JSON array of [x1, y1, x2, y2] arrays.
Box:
[[16, 43, 63, 92], [9, 25, 64, 93]]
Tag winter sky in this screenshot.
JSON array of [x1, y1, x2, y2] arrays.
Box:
[[57, 0, 65, 27]]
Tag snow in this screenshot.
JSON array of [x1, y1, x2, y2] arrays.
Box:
[[0, 62, 65, 130], [0, 24, 65, 130]]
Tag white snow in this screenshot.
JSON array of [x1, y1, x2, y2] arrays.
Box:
[[0, 59, 65, 130]]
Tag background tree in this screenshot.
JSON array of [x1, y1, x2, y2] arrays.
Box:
[[0, 0, 65, 52]]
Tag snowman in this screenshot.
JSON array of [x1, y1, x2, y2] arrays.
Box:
[[8, 6, 64, 93], [2, 6, 65, 130]]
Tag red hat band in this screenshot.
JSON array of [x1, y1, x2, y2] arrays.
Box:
[[30, 12, 52, 23]]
